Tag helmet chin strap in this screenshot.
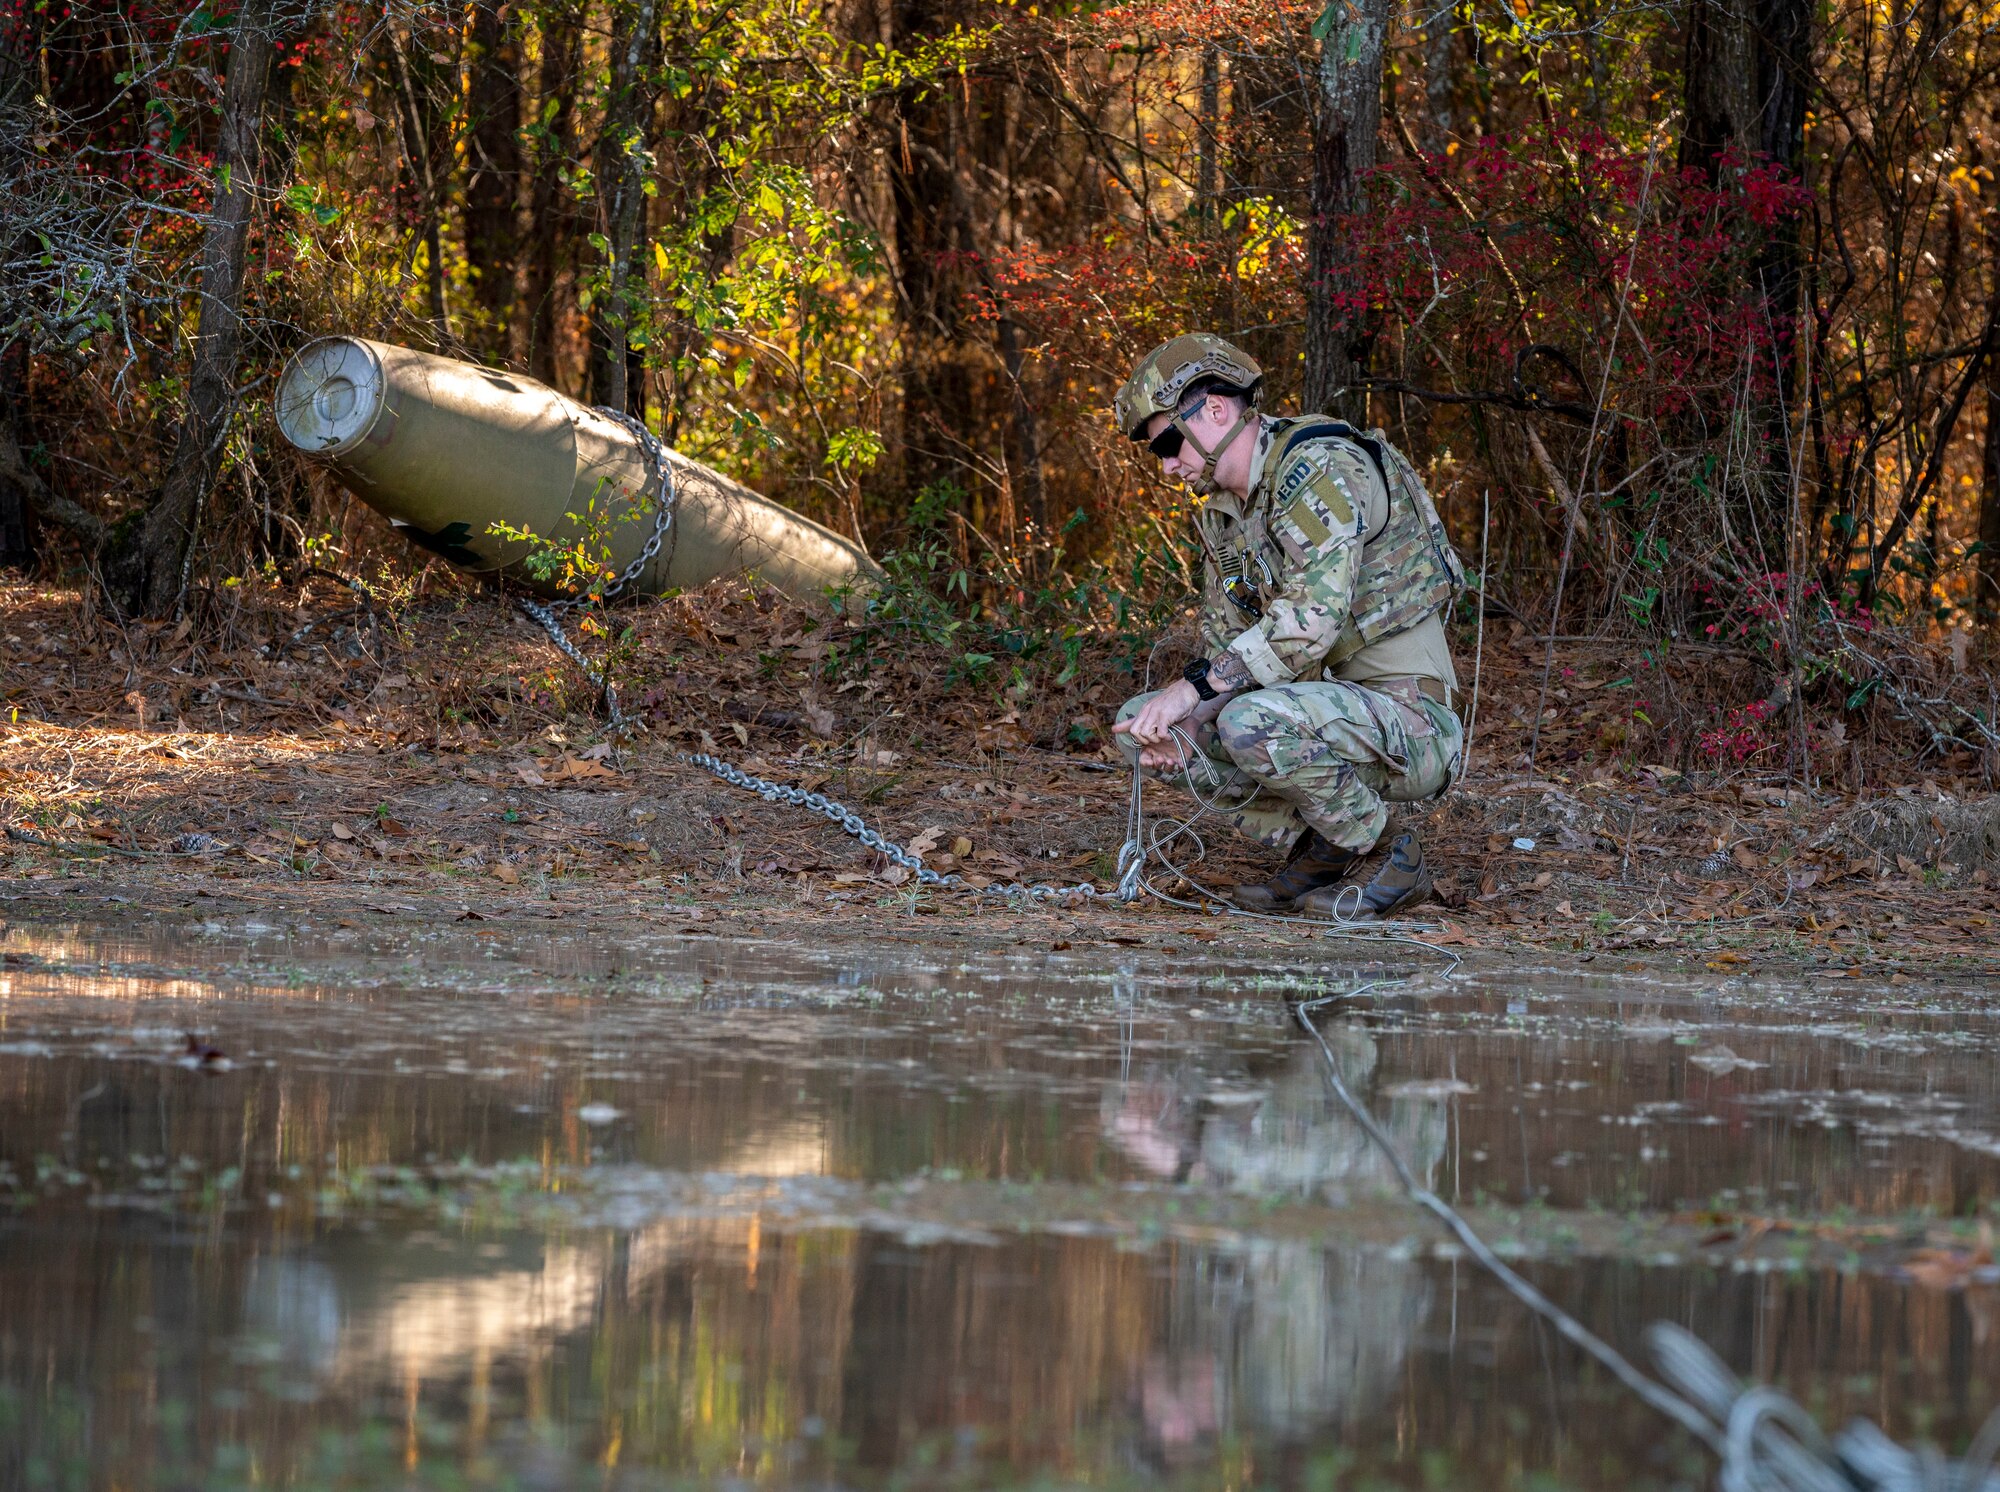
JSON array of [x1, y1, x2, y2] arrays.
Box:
[[1171, 407, 1257, 497]]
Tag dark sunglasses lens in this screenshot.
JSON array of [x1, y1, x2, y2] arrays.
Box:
[[1148, 426, 1184, 460]]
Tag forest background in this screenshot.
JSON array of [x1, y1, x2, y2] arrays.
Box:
[[4, 0, 2000, 790]]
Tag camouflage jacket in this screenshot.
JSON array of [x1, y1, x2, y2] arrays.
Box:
[[1196, 417, 1463, 687]]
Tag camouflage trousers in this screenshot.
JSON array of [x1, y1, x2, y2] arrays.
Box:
[[1115, 680, 1463, 852]]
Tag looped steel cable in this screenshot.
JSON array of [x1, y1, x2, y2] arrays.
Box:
[[1295, 986, 2000, 1491]]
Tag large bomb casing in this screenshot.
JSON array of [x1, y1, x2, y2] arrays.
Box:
[[274, 337, 877, 605]]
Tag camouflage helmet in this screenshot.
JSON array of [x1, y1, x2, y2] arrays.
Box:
[[1112, 333, 1264, 442]]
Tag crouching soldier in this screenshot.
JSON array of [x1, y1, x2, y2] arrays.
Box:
[[1108, 334, 1466, 919]]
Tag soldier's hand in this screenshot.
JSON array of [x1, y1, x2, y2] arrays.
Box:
[[1112, 679, 1201, 750]]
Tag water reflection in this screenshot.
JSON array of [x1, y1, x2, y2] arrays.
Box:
[[1102, 1022, 1450, 1198], [9, 1204, 2000, 1490], [4, 916, 2000, 1488]]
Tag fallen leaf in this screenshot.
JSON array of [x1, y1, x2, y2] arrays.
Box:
[[799, 690, 836, 738], [330, 821, 355, 841], [491, 862, 520, 885], [905, 825, 946, 859], [976, 712, 1031, 750]]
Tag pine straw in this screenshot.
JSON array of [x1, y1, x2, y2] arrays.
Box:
[[3, 575, 1999, 969]]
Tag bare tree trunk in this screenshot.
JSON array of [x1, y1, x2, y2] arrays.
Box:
[[996, 313, 1044, 552], [465, 0, 523, 360], [522, 5, 582, 386], [1976, 273, 2000, 624], [0, 345, 44, 569], [0, 0, 45, 568], [888, 0, 972, 514], [1678, 0, 1759, 184], [130, 0, 277, 617], [589, 0, 659, 415], [1679, 0, 1812, 561], [1303, 0, 1390, 419], [1196, 45, 1220, 228], [1422, 0, 1454, 148], [387, 22, 454, 344]]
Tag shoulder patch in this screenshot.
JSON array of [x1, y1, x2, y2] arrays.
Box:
[[1272, 477, 1355, 562], [1281, 493, 1332, 549], [1270, 448, 1316, 503]]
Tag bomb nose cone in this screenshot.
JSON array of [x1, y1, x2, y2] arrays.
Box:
[[275, 338, 386, 455]]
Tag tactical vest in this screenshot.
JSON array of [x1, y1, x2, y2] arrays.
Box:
[[1257, 417, 1466, 666]]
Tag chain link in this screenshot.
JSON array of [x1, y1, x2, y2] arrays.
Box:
[[680, 751, 1119, 904], [513, 406, 680, 730], [512, 409, 1126, 902]]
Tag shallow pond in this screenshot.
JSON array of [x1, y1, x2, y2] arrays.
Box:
[[1, 910, 1997, 1489]]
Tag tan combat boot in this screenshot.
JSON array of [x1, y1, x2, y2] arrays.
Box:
[[1297, 831, 1433, 920], [1231, 830, 1371, 912]]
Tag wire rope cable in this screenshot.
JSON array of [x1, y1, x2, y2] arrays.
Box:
[[1290, 985, 2000, 1490]]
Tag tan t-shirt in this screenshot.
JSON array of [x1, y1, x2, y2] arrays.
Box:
[[1335, 609, 1459, 694]]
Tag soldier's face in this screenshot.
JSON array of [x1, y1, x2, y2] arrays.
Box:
[[1144, 400, 1226, 486]]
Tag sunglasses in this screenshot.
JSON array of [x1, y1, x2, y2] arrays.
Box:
[[1145, 395, 1215, 461]]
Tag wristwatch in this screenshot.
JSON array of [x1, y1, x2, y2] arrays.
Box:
[[1183, 657, 1218, 701]]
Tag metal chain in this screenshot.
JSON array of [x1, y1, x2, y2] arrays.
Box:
[[514, 406, 680, 730], [506, 409, 1129, 903], [680, 750, 1120, 904]]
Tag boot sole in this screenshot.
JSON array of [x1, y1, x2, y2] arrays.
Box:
[[1230, 889, 1299, 912]]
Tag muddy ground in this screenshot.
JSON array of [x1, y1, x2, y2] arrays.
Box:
[[5, 576, 1999, 971]]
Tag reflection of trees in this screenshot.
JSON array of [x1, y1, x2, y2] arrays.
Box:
[[6, 1193, 2000, 1487]]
